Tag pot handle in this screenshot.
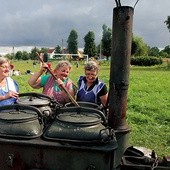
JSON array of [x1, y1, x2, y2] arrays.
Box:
[[0, 104, 43, 117]]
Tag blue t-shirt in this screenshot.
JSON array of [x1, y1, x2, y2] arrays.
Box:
[[0, 77, 19, 106]]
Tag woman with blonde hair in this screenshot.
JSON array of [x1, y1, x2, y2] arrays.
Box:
[[0, 57, 19, 106], [28, 60, 76, 105]]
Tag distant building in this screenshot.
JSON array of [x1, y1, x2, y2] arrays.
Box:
[[47, 47, 86, 61], [47, 48, 55, 59]]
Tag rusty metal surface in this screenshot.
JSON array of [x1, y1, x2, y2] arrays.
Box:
[[0, 137, 117, 170], [108, 6, 134, 130]]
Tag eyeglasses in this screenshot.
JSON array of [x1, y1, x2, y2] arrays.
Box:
[[0, 65, 10, 69], [85, 72, 97, 77]]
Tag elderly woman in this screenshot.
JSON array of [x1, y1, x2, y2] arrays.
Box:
[[0, 57, 19, 106], [76, 61, 108, 107], [28, 60, 76, 105]]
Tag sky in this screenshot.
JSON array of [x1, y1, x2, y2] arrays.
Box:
[[0, 0, 169, 54]]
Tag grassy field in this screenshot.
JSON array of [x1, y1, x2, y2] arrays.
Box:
[[12, 60, 170, 157]]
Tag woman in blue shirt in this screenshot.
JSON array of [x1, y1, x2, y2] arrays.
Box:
[[0, 57, 19, 106]]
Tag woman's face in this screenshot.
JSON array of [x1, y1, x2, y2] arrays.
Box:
[[54, 66, 70, 81], [85, 70, 97, 83], [0, 62, 10, 78]]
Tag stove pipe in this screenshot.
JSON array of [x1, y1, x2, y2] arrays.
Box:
[[108, 6, 134, 130]]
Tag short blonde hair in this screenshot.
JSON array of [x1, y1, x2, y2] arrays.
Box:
[[84, 61, 99, 72], [0, 57, 10, 65], [56, 60, 72, 70]]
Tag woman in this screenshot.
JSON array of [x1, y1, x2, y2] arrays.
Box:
[[0, 57, 19, 106], [76, 61, 108, 107], [28, 60, 76, 105]]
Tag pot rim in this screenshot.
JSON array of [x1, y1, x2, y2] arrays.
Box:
[[56, 112, 102, 125], [17, 92, 52, 106]]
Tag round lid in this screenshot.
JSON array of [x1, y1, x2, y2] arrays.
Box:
[[17, 96, 50, 106], [56, 112, 101, 125], [0, 110, 37, 122], [65, 101, 99, 109]]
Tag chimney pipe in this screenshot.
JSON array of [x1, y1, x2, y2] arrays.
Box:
[[108, 6, 134, 130]]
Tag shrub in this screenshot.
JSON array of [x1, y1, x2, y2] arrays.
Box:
[[131, 56, 163, 66]]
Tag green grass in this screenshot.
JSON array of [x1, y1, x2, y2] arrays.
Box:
[[127, 66, 170, 157], [12, 60, 170, 157]]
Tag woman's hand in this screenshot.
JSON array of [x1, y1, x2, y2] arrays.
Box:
[[40, 63, 49, 72], [6, 91, 19, 99]]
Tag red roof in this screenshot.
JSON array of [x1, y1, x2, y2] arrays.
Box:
[[47, 49, 55, 54]]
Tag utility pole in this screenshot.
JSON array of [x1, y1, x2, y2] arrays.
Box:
[[99, 41, 102, 60], [12, 46, 15, 59], [62, 39, 64, 53]]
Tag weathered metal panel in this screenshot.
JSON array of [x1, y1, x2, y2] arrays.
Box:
[[0, 138, 117, 170]]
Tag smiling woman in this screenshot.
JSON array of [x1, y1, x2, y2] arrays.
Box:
[[76, 60, 108, 108], [28, 60, 76, 105], [0, 56, 19, 106]]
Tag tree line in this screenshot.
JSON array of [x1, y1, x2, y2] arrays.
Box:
[[4, 16, 170, 61]]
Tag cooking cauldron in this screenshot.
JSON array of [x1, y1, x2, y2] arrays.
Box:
[[43, 106, 114, 145], [0, 104, 43, 139], [17, 93, 58, 122], [65, 101, 108, 117], [65, 101, 100, 109]]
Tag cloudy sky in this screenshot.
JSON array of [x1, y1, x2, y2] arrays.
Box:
[[0, 0, 169, 50]]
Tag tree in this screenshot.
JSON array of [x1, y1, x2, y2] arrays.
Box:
[[148, 47, 160, 57], [84, 31, 97, 58], [39, 48, 49, 62], [162, 45, 170, 58], [54, 45, 62, 59], [55, 45, 62, 54], [22, 51, 29, 60], [165, 16, 170, 32], [67, 29, 78, 59], [15, 51, 23, 60], [163, 45, 170, 55], [40, 48, 48, 53], [101, 24, 112, 60], [159, 50, 169, 58], [131, 36, 148, 56], [5, 54, 13, 60], [30, 47, 40, 60]]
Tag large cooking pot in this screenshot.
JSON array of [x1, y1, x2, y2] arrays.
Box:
[[0, 104, 43, 139], [43, 107, 114, 144], [17, 92, 59, 120], [65, 101, 107, 123], [65, 101, 108, 118], [65, 101, 100, 109]]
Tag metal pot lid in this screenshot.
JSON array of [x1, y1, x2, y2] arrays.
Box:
[[0, 110, 37, 121], [17, 96, 50, 106], [56, 112, 101, 124], [65, 101, 99, 108]]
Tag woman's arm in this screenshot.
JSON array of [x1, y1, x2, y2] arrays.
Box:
[[28, 71, 43, 89], [98, 83, 108, 107], [100, 92, 108, 107], [28, 63, 48, 89]]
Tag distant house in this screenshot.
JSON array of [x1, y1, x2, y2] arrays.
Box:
[[62, 48, 69, 54], [47, 48, 86, 60], [77, 50, 84, 60], [47, 49, 55, 59]]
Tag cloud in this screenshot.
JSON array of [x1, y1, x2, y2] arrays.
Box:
[[0, 0, 169, 49]]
